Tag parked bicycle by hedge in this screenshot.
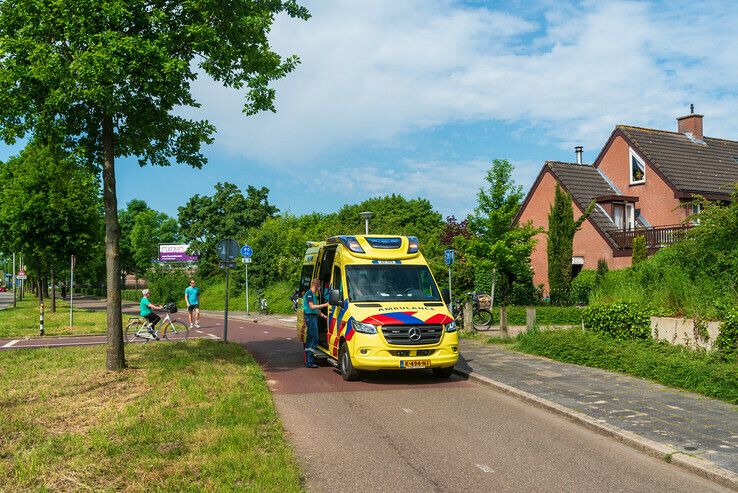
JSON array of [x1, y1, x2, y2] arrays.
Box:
[[452, 291, 493, 331]]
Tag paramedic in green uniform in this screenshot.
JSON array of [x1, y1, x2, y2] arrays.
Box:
[[303, 278, 328, 367]]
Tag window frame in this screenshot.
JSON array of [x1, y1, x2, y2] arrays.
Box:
[[691, 202, 702, 225], [629, 147, 646, 185]]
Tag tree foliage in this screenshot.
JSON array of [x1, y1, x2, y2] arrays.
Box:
[[178, 183, 279, 276], [0, 143, 103, 304], [547, 184, 593, 305], [460, 159, 540, 305], [0, 0, 309, 369]]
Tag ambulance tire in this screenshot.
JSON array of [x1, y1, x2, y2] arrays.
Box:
[[339, 342, 360, 381], [432, 366, 454, 379]]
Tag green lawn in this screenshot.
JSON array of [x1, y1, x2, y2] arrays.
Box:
[[0, 340, 304, 492], [0, 297, 108, 338], [479, 328, 738, 404]]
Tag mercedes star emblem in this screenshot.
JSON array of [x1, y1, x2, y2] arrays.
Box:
[[408, 327, 422, 342]]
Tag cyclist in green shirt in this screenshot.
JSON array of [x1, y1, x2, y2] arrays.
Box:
[[140, 289, 163, 338]]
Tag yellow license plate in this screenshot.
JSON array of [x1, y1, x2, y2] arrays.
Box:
[[401, 359, 431, 368]]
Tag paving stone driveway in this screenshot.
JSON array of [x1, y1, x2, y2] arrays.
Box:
[[457, 339, 738, 475]]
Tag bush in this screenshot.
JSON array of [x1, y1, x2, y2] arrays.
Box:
[[631, 234, 647, 265], [715, 309, 738, 357], [582, 302, 651, 340], [146, 269, 191, 306], [570, 270, 597, 305]]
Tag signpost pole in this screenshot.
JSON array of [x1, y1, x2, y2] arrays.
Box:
[[224, 268, 229, 343], [245, 261, 249, 316], [12, 252, 15, 308], [444, 249, 454, 311], [70, 255, 74, 327]]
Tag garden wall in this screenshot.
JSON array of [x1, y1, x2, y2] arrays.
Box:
[[650, 316, 720, 350]]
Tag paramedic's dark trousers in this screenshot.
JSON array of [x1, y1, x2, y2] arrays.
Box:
[[305, 314, 318, 366]]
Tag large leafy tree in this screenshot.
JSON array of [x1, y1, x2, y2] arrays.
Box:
[[0, 1, 309, 369], [178, 182, 279, 275], [119, 200, 179, 276], [0, 143, 103, 311], [462, 159, 541, 304]]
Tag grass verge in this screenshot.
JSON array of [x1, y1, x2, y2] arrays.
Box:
[[0, 297, 108, 338], [482, 328, 738, 404], [0, 340, 303, 492]]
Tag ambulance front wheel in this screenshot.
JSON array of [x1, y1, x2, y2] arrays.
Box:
[[339, 342, 360, 381], [433, 366, 454, 379]]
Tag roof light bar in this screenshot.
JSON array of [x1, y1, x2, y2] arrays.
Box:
[[339, 235, 365, 254], [407, 236, 419, 253]]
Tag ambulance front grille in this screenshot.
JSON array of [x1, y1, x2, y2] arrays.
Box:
[[380, 325, 443, 345]]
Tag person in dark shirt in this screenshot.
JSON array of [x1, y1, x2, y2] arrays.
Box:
[[303, 278, 328, 368]]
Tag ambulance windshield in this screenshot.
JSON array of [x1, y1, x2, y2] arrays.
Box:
[[345, 265, 441, 302]]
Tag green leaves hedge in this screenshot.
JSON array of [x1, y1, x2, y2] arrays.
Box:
[[582, 302, 651, 340], [716, 310, 738, 357]]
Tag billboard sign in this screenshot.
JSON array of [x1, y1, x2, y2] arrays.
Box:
[[159, 243, 198, 262]]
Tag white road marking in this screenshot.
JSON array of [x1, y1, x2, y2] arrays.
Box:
[[402, 408, 414, 414], [263, 331, 269, 334], [476, 464, 495, 474], [195, 330, 204, 334], [207, 333, 219, 339], [279, 317, 296, 322], [1, 340, 20, 348]]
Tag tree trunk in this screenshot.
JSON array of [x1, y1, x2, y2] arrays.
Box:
[[102, 115, 125, 370], [51, 266, 56, 312]]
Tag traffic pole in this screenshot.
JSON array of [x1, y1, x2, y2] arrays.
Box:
[[39, 302, 44, 336], [12, 252, 16, 308], [223, 267, 229, 343], [245, 261, 249, 315], [69, 254, 74, 327]]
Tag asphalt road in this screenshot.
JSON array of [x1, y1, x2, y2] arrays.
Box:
[[0, 309, 729, 492]]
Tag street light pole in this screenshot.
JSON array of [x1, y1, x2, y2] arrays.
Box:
[[359, 211, 374, 235]]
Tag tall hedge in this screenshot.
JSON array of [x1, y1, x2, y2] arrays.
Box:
[[582, 302, 651, 340]]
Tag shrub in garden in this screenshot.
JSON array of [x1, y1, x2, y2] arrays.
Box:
[[582, 302, 651, 340], [631, 235, 647, 265], [715, 309, 738, 357], [570, 269, 597, 305]]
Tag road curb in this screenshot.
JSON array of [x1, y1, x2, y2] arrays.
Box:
[[456, 368, 738, 491]]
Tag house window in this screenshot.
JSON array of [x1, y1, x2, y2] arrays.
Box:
[[613, 203, 635, 230], [691, 202, 702, 225], [613, 204, 624, 229], [629, 148, 645, 184], [625, 203, 635, 230]]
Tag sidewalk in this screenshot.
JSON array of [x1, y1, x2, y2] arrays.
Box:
[[456, 338, 738, 489]]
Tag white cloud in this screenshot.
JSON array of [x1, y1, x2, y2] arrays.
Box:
[[187, 0, 738, 163], [310, 157, 541, 217]]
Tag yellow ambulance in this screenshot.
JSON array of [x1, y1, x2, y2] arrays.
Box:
[[297, 235, 459, 380]]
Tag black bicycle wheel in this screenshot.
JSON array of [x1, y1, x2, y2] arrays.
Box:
[[472, 309, 493, 330], [125, 320, 144, 343], [163, 320, 189, 342]]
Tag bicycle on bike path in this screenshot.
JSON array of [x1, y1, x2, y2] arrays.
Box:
[[125, 302, 189, 343], [452, 291, 493, 331]]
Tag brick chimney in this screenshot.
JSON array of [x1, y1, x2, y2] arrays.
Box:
[[677, 105, 703, 141]]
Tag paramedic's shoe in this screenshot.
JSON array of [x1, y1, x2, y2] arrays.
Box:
[[306, 363, 319, 368], [195, 322, 200, 328]]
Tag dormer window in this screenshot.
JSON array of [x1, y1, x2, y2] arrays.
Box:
[[629, 148, 645, 184]]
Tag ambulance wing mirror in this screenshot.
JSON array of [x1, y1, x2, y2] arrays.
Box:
[[329, 289, 342, 306], [441, 289, 450, 304]]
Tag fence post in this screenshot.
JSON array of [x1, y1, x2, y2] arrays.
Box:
[[500, 306, 508, 337], [526, 307, 536, 332], [463, 300, 473, 331]]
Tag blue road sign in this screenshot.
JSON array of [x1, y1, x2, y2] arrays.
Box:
[[444, 249, 454, 265], [240, 245, 253, 258]]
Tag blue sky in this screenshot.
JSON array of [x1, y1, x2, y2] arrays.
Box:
[[4, 1, 738, 221]]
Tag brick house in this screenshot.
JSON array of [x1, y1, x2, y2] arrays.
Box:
[[515, 112, 738, 292]]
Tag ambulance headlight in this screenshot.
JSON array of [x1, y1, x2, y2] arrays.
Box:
[[353, 321, 377, 334], [445, 321, 457, 333]]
